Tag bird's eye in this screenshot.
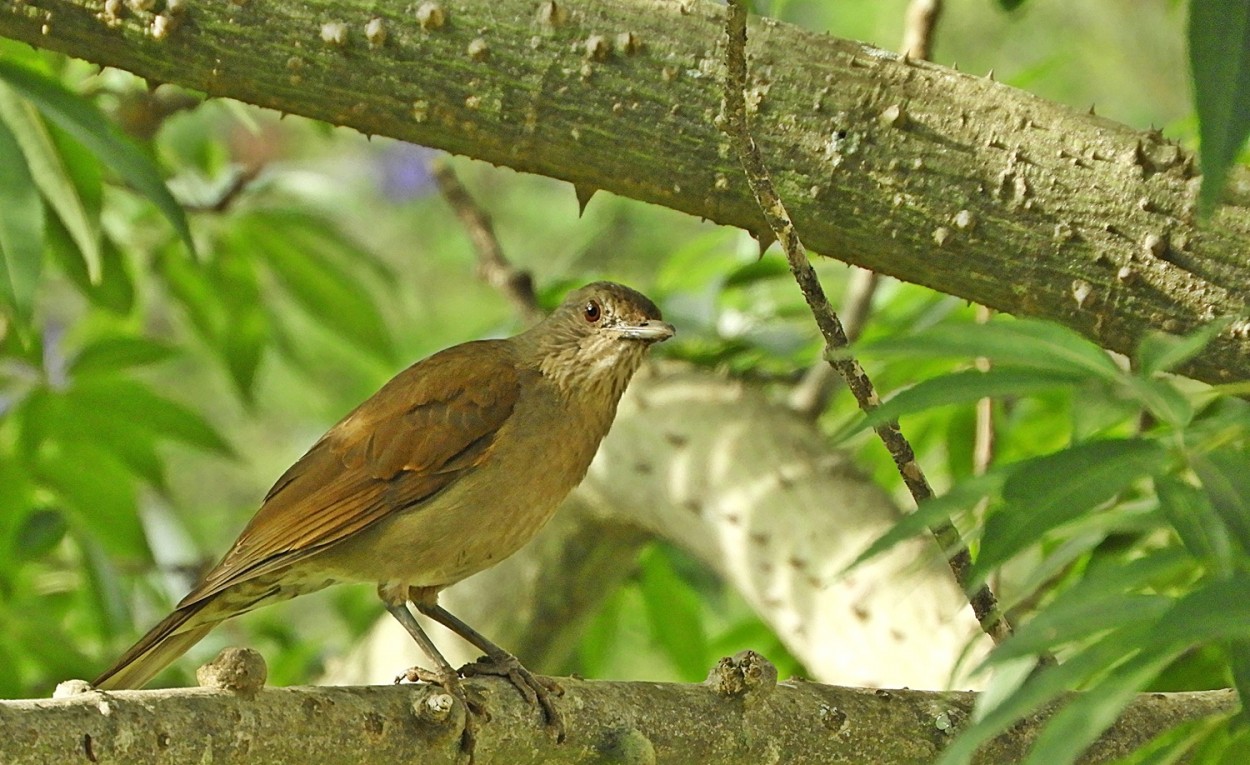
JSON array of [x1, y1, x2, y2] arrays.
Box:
[[583, 300, 602, 323]]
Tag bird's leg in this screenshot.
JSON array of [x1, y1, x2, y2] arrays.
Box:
[[413, 599, 565, 742], [382, 600, 483, 759]]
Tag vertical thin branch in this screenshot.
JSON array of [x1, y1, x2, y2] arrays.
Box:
[[789, 0, 944, 420], [721, 0, 1012, 646], [901, 0, 944, 61], [430, 159, 543, 323]]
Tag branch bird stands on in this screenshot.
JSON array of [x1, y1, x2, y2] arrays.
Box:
[[92, 282, 674, 757]]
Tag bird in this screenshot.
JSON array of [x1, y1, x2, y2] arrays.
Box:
[[93, 281, 674, 752]]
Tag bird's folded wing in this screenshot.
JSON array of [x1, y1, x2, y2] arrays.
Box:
[[180, 340, 522, 606]]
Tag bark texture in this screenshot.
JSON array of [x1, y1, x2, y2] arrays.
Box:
[[3, 673, 1235, 765], [1, 0, 1247, 383]]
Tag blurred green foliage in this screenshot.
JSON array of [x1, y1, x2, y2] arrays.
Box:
[[1, 3, 1248, 764]]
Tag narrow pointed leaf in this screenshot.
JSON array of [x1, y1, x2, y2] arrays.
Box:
[[991, 550, 1190, 662], [0, 84, 101, 281], [861, 368, 1083, 431], [1191, 451, 1250, 556], [0, 113, 43, 325], [1188, 0, 1250, 213], [977, 440, 1167, 573], [1020, 649, 1183, 765], [0, 59, 194, 257], [1156, 476, 1236, 569], [938, 625, 1153, 765], [843, 470, 1004, 573], [1145, 575, 1250, 651], [850, 318, 1123, 382], [1137, 318, 1232, 377], [69, 336, 177, 378]]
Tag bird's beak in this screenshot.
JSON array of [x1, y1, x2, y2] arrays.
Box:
[[613, 319, 676, 342]]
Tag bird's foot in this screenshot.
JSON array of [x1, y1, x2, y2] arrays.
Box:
[[459, 654, 565, 742], [397, 665, 488, 761]]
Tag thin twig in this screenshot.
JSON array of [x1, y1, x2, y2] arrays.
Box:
[[430, 159, 542, 323], [973, 304, 995, 477], [789, 0, 943, 420], [788, 268, 878, 418], [181, 164, 261, 214], [721, 0, 1012, 646]]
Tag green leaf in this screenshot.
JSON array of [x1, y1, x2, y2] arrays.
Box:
[[1137, 319, 1233, 377], [0, 84, 101, 282], [843, 470, 1004, 573], [1123, 376, 1194, 429], [69, 336, 177, 377], [861, 368, 1084, 431], [850, 318, 1123, 382], [1156, 476, 1236, 570], [0, 109, 44, 326], [998, 0, 1028, 10], [1145, 575, 1250, 652], [0, 59, 195, 257], [1189, 0, 1250, 213], [208, 242, 269, 400], [1102, 716, 1230, 765], [69, 377, 233, 456], [990, 550, 1190, 663], [1020, 648, 1183, 765], [939, 624, 1154, 765], [14, 508, 69, 562], [35, 439, 147, 560], [47, 218, 134, 314], [977, 440, 1168, 574], [638, 546, 709, 682], [1192, 450, 1250, 556], [237, 212, 392, 363]]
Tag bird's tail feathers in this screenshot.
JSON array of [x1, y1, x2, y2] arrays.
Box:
[[92, 603, 215, 690]]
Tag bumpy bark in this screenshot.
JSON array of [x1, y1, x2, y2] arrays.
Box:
[[1, 0, 1247, 383]]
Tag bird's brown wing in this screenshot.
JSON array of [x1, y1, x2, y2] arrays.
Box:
[[180, 340, 521, 606]]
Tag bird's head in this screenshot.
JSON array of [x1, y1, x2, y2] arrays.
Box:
[[525, 281, 674, 403]]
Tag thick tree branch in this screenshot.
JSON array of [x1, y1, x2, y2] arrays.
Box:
[[2, 0, 1247, 383], [4, 668, 1235, 764]]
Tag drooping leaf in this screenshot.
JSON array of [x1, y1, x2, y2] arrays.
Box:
[[1145, 574, 1250, 652], [638, 545, 709, 682], [0, 110, 44, 326], [237, 212, 392, 363], [1188, 0, 1250, 213], [1019, 648, 1184, 765], [1191, 450, 1250, 556], [0, 84, 101, 282], [990, 550, 1190, 663], [849, 318, 1124, 382], [977, 439, 1168, 574], [46, 218, 134, 314], [0, 58, 195, 257], [860, 368, 1084, 431], [1137, 318, 1232, 377], [68, 335, 177, 378], [68, 377, 233, 456], [1123, 376, 1194, 429], [208, 241, 269, 400], [939, 624, 1155, 765], [35, 439, 147, 560], [1156, 476, 1236, 570], [843, 470, 1004, 573]]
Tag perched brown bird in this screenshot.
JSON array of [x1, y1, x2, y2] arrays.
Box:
[[94, 281, 673, 748]]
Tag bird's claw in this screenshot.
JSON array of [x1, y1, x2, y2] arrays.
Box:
[[459, 654, 566, 742], [397, 665, 489, 762]]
